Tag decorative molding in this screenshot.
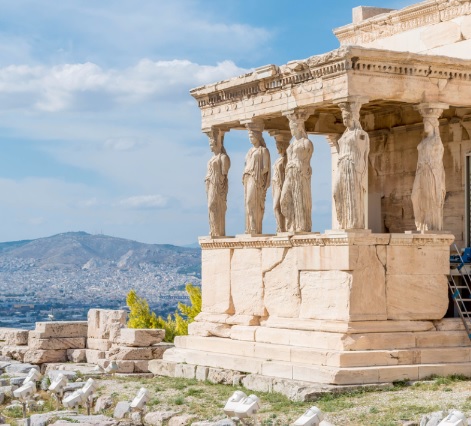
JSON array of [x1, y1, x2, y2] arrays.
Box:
[[198, 233, 454, 249], [190, 46, 471, 119], [334, 0, 471, 46]]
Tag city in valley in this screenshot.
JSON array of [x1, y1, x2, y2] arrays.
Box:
[[0, 232, 201, 329]]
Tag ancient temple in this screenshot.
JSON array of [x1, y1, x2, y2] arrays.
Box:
[[160, 0, 471, 387]]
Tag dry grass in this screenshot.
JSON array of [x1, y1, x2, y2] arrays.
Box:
[[1, 375, 471, 425]]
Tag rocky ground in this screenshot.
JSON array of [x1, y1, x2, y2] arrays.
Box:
[[2, 357, 471, 425]]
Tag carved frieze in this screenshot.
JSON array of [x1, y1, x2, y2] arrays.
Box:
[[191, 46, 471, 128], [334, 0, 471, 46]]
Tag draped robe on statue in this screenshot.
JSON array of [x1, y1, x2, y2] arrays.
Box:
[[280, 138, 313, 232], [205, 153, 229, 237], [411, 134, 446, 231], [333, 128, 369, 229], [243, 146, 270, 234]]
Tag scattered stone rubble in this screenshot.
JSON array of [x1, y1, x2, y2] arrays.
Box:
[[0, 309, 173, 374]]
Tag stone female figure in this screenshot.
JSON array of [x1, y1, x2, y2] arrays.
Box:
[[272, 132, 291, 233], [280, 114, 314, 232], [411, 116, 446, 231], [205, 128, 230, 237], [333, 103, 370, 229], [243, 122, 271, 234]]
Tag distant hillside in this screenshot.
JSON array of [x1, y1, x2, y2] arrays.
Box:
[[0, 232, 200, 274], [0, 232, 201, 325]]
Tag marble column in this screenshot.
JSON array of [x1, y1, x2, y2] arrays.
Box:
[[411, 103, 449, 232], [325, 134, 341, 230], [242, 119, 271, 235], [204, 127, 230, 237], [333, 97, 370, 230], [269, 130, 292, 233], [280, 110, 314, 233]]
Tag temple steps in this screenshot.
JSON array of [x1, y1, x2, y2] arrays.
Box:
[[163, 345, 471, 385], [173, 335, 471, 368]]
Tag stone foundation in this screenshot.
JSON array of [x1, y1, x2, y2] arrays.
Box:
[[161, 232, 464, 386]]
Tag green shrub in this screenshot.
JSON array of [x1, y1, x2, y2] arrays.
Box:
[[126, 283, 201, 342]]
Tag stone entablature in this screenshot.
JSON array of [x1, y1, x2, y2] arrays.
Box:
[[191, 46, 471, 130], [334, 0, 471, 46]]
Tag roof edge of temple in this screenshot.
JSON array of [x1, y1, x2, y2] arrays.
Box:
[[333, 0, 471, 46], [189, 44, 471, 101], [189, 46, 358, 99]]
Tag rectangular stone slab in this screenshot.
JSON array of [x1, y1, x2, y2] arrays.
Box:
[[114, 328, 165, 347], [23, 349, 67, 364], [34, 322, 88, 338], [28, 337, 86, 350], [201, 249, 234, 314], [231, 249, 265, 316]]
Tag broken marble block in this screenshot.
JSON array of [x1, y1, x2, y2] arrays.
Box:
[[1, 345, 28, 362], [23, 349, 68, 364], [114, 328, 165, 347], [87, 309, 127, 340], [0, 329, 29, 346], [67, 349, 87, 363], [32, 322, 88, 339]]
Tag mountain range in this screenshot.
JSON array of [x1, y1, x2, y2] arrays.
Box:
[[0, 232, 201, 328]]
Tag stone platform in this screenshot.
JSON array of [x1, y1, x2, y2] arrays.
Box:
[[159, 232, 469, 386]]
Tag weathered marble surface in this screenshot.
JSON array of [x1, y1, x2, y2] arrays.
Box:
[[205, 127, 230, 237], [271, 131, 291, 233], [333, 100, 369, 230], [198, 232, 453, 322], [411, 104, 447, 232], [280, 112, 314, 233], [243, 121, 271, 234]]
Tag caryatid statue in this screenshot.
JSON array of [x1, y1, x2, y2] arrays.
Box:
[[411, 103, 447, 232], [333, 100, 370, 229], [243, 120, 271, 235], [205, 127, 230, 237], [271, 131, 291, 233], [280, 112, 314, 233]]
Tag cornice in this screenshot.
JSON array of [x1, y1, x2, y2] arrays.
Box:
[[334, 0, 471, 46], [190, 46, 471, 112]]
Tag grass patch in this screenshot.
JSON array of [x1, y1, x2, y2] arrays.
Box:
[[174, 396, 185, 405], [186, 387, 204, 397], [1, 374, 471, 425]]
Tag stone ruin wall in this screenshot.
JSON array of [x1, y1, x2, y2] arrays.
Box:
[[0, 309, 172, 373], [367, 108, 471, 248]]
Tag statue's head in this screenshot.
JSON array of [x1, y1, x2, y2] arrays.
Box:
[[287, 114, 308, 140], [207, 128, 224, 154], [275, 135, 290, 155], [246, 120, 266, 147], [339, 102, 361, 131]]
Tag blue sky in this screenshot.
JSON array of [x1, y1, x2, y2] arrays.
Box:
[[0, 0, 415, 245]]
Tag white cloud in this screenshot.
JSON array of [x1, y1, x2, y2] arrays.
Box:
[[119, 195, 168, 209], [0, 59, 248, 112], [104, 139, 147, 152]]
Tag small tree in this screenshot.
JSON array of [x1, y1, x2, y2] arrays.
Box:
[[126, 284, 201, 343], [126, 289, 159, 329], [175, 283, 202, 335]]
